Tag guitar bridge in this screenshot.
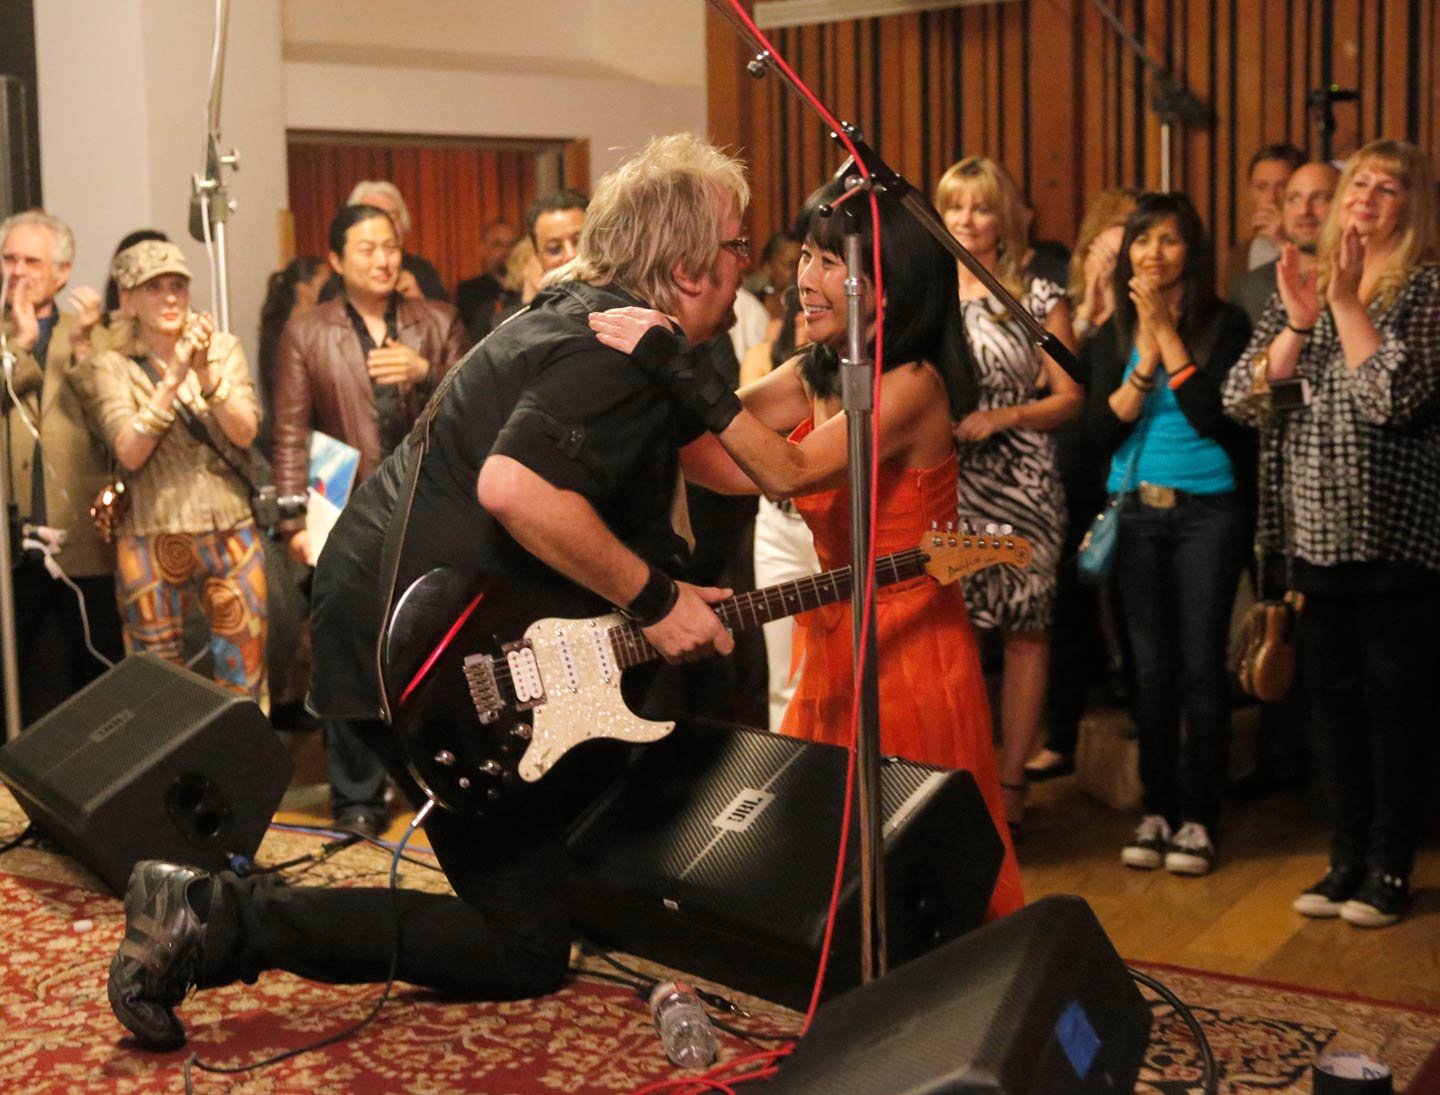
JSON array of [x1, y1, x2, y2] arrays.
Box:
[[504, 640, 546, 710], [463, 654, 503, 724]]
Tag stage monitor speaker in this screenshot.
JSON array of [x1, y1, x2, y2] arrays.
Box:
[[763, 895, 1152, 1095], [0, 653, 293, 895], [566, 719, 1003, 1010]]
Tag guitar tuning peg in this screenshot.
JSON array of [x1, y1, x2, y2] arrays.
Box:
[[984, 522, 998, 534], [1000, 523, 1013, 535], [945, 520, 955, 533], [931, 520, 939, 530]]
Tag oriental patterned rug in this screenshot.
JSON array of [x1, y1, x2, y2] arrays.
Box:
[[1, 786, 1437, 1095]]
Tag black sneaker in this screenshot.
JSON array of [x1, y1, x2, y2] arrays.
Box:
[[1164, 822, 1215, 876], [1340, 872, 1410, 928], [1121, 815, 1171, 869], [107, 860, 209, 1050], [1293, 864, 1365, 918]]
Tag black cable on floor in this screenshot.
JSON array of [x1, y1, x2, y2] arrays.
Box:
[[1129, 966, 1218, 1095], [272, 822, 446, 873], [182, 800, 438, 1094]]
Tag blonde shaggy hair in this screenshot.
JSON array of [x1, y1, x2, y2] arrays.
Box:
[[1317, 139, 1439, 311], [561, 133, 749, 315], [1066, 187, 1140, 311], [934, 155, 1031, 312]]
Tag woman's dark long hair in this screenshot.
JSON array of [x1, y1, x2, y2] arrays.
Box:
[[795, 177, 978, 418], [1112, 192, 1217, 348], [257, 255, 325, 420]]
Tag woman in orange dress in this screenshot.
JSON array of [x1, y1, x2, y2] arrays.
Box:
[[591, 177, 1023, 919]]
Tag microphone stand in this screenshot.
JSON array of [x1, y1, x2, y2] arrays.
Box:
[[1088, 0, 1209, 191], [709, 0, 1082, 988], [0, 271, 22, 740], [189, 0, 239, 334]]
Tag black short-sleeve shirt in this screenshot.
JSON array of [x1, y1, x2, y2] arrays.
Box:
[[308, 280, 703, 721]]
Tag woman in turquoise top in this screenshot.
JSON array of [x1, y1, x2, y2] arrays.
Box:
[[1082, 192, 1252, 877]]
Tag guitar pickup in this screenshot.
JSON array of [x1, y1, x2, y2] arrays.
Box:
[[504, 640, 546, 710], [463, 654, 503, 724]]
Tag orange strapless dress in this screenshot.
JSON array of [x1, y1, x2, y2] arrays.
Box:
[[777, 419, 1024, 919]]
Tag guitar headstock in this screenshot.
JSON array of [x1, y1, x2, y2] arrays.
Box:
[[918, 521, 1033, 585]]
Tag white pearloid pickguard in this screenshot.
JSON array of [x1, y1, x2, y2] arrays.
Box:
[[516, 611, 674, 782]]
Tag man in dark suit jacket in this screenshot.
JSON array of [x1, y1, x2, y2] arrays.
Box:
[[272, 203, 469, 836], [455, 219, 520, 341], [1229, 162, 1339, 325]]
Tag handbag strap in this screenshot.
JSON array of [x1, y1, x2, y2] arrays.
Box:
[[134, 355, 259, 493]]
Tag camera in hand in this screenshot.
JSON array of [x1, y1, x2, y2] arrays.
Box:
[[1270, 377, 1310, 413]]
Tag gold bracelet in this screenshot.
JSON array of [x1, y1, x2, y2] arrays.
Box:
[[204, 376, 232, 405], [132, 413, 162, 438]]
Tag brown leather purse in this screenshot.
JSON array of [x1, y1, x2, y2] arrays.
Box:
[[89, 477, 130, 544], [1236, 590, 1304, 702]]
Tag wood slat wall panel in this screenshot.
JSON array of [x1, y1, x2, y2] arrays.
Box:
[[706, 0, 1440, 281]]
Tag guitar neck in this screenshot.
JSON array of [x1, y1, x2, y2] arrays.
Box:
[[609, 547, 929, 671]]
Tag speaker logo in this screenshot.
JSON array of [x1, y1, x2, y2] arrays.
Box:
[[90, 709, 135, 743], [712, 788, 775, 832]]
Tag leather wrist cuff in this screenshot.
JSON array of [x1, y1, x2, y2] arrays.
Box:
[[624, 563, 679, 627]]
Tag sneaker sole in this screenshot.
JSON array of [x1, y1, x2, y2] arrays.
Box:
[[1293, 894, 1345, 917], [1164, 853, 1212, 875], [1121, 848, 1162, 869], [1340, 901, 1401, 928]]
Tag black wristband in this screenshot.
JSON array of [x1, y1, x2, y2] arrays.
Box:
[[1286, 322, 1315, 336], [623, 563, 679, 626]]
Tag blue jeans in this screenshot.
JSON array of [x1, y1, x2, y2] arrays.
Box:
[[1115, 490, 1246, 831]]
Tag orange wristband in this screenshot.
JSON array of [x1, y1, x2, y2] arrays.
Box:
[[1168, 364, 1197, 389]]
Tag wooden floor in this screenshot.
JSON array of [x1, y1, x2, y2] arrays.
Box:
[[275, 721, 1440, 1012]]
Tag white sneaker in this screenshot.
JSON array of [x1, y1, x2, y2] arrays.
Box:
[[1164, 822, 1215, 876], [1121, 815, 1171, 869]]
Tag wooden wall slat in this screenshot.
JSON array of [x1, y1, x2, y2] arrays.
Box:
[[706, 0, 1440, 281]]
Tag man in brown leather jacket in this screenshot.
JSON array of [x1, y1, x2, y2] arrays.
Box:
[[270, 203, 468, 833]]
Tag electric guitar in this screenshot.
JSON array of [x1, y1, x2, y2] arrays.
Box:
[[384, 523, 1032, 814]]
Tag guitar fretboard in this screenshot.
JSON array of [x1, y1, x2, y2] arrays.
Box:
[[607, 547, 929, 671]]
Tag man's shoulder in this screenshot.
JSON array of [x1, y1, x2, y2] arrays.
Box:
[[397, 294, 460, 327]]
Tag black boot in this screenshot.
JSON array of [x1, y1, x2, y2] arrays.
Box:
[[107, 860, 209, 1050]]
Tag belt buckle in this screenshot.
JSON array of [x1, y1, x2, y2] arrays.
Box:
[[1137, 482, 1177, 509]]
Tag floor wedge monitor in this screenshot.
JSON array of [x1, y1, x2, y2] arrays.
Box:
[[566, 718, 1003, 1009], [0, 653, 292, 894]]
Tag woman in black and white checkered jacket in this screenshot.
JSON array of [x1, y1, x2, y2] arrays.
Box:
[[1224, 138, 1440, 930]]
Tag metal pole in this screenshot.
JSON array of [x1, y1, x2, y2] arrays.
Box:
[[839, 207, 886, 983], [1160, 120, 1173, 192], [0, 384, 22, 741]]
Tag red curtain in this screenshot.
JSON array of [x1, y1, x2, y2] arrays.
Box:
[[287, 138, 542, 296]]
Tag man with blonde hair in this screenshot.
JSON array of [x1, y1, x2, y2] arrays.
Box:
[[109, 133, 750, 1050]]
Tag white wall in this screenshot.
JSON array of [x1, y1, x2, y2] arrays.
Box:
[[36, 0, 287, 366], [280, 0, 708, 185]]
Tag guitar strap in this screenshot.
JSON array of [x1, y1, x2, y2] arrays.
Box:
[[373, 383, 441, 727]]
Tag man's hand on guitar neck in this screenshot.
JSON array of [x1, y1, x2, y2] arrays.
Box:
[[643, 581, 735, 663]]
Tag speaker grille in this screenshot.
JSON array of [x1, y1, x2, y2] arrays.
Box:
[[2, 654, 238, 809]]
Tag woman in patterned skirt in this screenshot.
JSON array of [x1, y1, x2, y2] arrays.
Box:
[[75, 240, 267, 698], [935, 156, 1083, 833]]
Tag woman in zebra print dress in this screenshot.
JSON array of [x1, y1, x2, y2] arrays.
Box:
[[936, 156, 1083, 832]]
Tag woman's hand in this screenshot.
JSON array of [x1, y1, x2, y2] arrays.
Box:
[[1276, 242, 1322, 330], [67, 286, 103, 363], [1326, 223, 1366, 311], [1078, 238, 1119, 326], [169, 311, 214, 387], [1129, 276, 1176, 338], [588, 306, 679, 354], [953, 407, 1013, 442]]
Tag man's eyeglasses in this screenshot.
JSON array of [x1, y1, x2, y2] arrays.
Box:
[[719, 236, 751, 262]]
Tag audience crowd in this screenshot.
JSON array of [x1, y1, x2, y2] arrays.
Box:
[[3, 135, 1436, 927]]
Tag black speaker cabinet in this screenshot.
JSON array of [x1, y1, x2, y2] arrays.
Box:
[[566, 719, 1003, 1009], [764, 895, 1153, 1095], [0, 654, 292, 894]]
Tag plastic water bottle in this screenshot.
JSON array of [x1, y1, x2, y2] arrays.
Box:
[[650, 980, 718, 1068]]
